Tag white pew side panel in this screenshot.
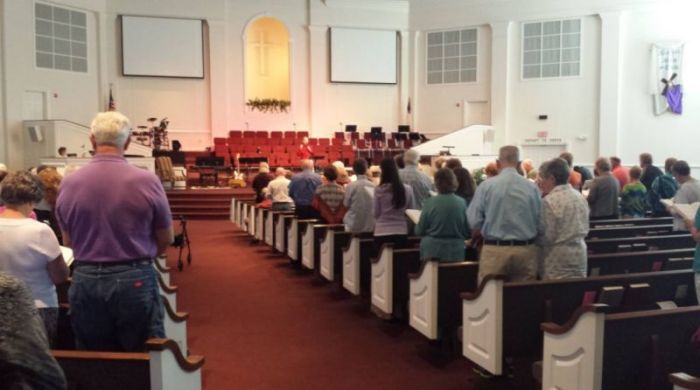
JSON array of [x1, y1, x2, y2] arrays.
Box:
[[409, 261, 438, 340], [320, 229, 335, 281], [342, 237, 360, 295], [301, 225, 315, 269], [542, 310, 605, 390], [371, 246, 393, 314], [462, 278, 504, 375], [275, 215, 287, 253], [264, 211, 274, 246], [287, 219, 299, 260], [149, 347, 202, 390]]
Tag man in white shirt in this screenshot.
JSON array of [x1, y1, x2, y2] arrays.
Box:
[[265, 167, 294, 211]]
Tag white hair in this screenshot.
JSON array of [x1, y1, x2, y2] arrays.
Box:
[[404, 149, 420, 165], [0, 163, 6, 172], [258, 162, 270, 173], [90, 111, 131, 148]]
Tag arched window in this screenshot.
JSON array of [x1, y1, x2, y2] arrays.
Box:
[[245, 17, 290, 107]]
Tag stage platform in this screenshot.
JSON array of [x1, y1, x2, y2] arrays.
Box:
[[167, 187, 255, 220]]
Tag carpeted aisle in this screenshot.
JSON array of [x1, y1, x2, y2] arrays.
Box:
[[165, 220, 524, 390]]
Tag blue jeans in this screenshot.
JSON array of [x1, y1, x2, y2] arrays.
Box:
[[68, 261, 164, 352]]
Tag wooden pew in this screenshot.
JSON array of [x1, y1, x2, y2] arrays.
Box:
[[54, 338, 204, 390], [587, 224, 674, 240], [301, 223, 344, 271], [589, 216, 673, 228], [319, 228, 352, 282], [670, 373, 700, 390], [154, 257, 171, 285], [408, 259, 479, 340], [263, 208, 275, 246], [588, 248, 695, 276], [541, 305, 700, 390], [286, 217, 319, 265], [341, 233, 376, 296], [275, 212, 296, 254], [370, 245, 421, 319], [254, 205, 265, 242], [461, 270, 698, 376], [586, 234, 694, 254], [157, 274, 178, 312]]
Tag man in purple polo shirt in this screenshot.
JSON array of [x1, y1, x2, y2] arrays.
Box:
[[56, 111, 173, 352]]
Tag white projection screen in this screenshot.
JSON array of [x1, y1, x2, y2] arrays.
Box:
[[330, 27, 398, 84], [121, 15, 204, 78]]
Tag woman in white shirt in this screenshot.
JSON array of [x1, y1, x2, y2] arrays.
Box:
[[0, 171, 69, 346]]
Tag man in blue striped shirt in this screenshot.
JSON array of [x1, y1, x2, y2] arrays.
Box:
[[467, 146, 542, 282]]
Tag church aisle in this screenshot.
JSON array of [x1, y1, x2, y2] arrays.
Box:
[[165, 220, 524, 390]]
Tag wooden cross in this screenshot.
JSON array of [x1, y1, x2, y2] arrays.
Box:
[[251, 31, 273, 76]]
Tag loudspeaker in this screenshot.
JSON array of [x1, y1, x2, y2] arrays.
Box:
[[27, 125, 43, 142]]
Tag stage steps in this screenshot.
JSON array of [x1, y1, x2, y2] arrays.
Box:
[[166, 188, 255, 220]]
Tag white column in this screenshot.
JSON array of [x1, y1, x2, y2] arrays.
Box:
[[399, 30, 410, 126], [208, 19, 227, 139], [489, 21, 512, 147], [597, 12, 624, 157], [307, 24, 327, 136]]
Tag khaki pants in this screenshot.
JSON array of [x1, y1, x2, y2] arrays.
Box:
[[478, 244, 538, 283]]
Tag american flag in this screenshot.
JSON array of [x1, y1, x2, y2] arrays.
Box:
[[108, 88, 116, 111]]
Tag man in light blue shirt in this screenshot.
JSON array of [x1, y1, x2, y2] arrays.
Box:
[[467, 146, 542, 282], [399, 149, 433, 209], [343, 159, 375, 233]]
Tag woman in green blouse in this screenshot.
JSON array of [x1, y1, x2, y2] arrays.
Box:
[[416, 168, 471, 262]]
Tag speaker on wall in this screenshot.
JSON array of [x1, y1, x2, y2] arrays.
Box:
[[27, 125, 43, 142]]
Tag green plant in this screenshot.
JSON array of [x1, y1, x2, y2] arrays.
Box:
[[246, 98, 291, 113]]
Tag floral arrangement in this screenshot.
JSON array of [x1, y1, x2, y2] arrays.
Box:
[[473, 167, 487, 186], [246, 98, 291, 113]]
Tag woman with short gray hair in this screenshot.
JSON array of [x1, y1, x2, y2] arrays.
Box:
[[537, 158, 590, 279], [0, 171, 69, 345], [416, 168, 471, 261]]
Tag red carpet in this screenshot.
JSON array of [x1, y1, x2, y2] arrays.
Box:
[[165, 220, 530, 390]]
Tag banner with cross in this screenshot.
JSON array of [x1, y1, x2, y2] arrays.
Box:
[[650, 42, 684, 115]]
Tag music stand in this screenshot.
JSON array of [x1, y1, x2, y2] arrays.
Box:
[[398, 125, 410, 132], [345, 124, 357, 133], [409, 132, 421, 141]]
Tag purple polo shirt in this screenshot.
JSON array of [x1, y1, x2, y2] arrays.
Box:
[[55, 154, 172, 262]]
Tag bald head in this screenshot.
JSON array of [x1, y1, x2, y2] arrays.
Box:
[[498, 146, 520, 168], [301, 159, 314, 171], [403, 149, 419, 166], [275, 167, 286, 177]]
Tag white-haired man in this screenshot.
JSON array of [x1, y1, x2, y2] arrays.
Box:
[[468, 146, 542, 282], [399, 149, 433, 209], [265, 167, 294, 211], [56, 111, 173, 352]]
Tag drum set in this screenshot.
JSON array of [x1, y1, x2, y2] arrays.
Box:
[[131, 117, 170, 150]]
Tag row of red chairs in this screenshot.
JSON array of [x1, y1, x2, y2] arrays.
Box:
[[228, 130, 309, 139]]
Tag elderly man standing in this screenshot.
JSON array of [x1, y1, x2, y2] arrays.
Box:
[[56, 111, 173, 352], [670, 160, 700, 231], [343, 159, 375, 233], [289, 159, 322, 219], [587, 157, 620, 220], [399, 149, 433, 209], [264, 167, 294, 211], [467, 146, 542, 282]]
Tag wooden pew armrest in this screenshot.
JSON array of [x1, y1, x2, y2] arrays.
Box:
[[460, 274, 507, 301], [146, 338, 205, 372], [670, 373, 700, 389], [154, 259, 171, 273], [157, 274, 178, 294], [312, 223, 345, 229], [161, 295, 189, 323], [540, 304, 609, 335]]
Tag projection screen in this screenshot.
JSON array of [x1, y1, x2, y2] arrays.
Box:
[[330, 27, 398, 84], [121, 15, 204, 78]]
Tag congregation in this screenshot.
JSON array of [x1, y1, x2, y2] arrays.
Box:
[[1, 111, 700, 387]]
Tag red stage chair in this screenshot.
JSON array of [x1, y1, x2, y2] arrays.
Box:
[[256, 131, 268, 139], [213, 137, 226, 145], [319, 138, 330, 147], [270, 131, 283, 138], [229, 130, 242, 138], [243, 131, 255, 138], [298, 131, 309, 138], [284, 131, 296, 139]]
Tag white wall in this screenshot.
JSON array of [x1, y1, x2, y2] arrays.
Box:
[[409, 0, 700, 167], [618, 6, 700, 166], [0, 0, 105, 168]]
